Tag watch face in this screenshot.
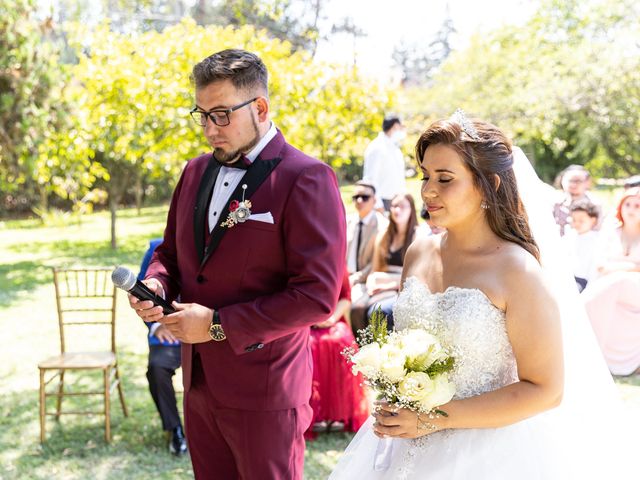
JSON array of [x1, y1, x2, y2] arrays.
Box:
[[209, 324, 226, 341]]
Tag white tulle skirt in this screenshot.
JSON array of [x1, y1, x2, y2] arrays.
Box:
[[330, 406, 635, 480]]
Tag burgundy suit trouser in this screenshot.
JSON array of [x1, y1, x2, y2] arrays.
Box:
[[185, 354, 312, 480]]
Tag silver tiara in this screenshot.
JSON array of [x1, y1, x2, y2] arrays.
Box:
[[449, 109, 480, 140]]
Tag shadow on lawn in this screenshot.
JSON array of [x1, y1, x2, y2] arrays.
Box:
[[0, 233, 163, 309], [1, 350, 193, 480], [0, 261, 50, 307]]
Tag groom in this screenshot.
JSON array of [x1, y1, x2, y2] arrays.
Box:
[[129, 49, 346, 479]]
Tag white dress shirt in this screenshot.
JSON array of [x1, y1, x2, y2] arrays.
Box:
[[362, 131, 406, 203], [207, 123, 277, 232], [347, 210, 376, 273], [562, 228, 600, 281]]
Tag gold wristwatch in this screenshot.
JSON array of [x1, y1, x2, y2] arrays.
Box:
[[209, 310, 226, 341]]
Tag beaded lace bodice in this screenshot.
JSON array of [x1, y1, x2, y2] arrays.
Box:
[[394, 276, 518, 399]]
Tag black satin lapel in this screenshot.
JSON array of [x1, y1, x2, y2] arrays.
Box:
[[193, 157, 221, 263], [200, 157, 282, 268]]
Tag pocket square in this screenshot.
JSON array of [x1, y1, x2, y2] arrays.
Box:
[[248, 212, 274, 224]]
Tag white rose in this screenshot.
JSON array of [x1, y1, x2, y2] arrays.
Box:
[[399, 330, 448, 371], [423, 342, 448, 366], [379, 343, 407, 383], [397, 371, 435, 404], [351, 343, 383, 378], [400, 329, 439, 360], [418, 373, 456, 412]]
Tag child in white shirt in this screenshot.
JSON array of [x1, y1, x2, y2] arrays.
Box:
[[563, 200, 600, 291]]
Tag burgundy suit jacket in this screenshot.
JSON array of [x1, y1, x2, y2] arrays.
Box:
[[146, 131, 346, 411]]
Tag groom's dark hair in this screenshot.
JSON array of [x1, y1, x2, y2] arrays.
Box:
[[192, 49, 269, 97], [415, 118, 540, 262]]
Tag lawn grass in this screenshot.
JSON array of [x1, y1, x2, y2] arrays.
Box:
[[1, 179, 637, 479], [0, 202, 356, 479]]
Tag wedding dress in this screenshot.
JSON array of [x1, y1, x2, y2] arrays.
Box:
[[330, 278, 569, 479], [330, 148, 636, 479]]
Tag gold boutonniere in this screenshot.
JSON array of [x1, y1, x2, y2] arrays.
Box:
[[220, 184, 252, 228]]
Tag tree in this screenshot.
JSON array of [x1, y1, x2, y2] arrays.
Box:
[[331, 17, 367, 68], [392, 9, 455, 87], [276, 64, 394, 181], [0, 0, 79, 216], [192, 0, 326, 56], [65, 19, 392, 247], [44, 0, 191, 33], [401, 0, 640, 181]]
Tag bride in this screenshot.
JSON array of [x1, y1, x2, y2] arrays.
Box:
[[329, 114, 636, 479]]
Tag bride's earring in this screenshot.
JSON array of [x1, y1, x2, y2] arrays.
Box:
[[481, 200, 489, 210]]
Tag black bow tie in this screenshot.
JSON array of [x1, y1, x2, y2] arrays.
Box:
[[216, 154, 252, 170]]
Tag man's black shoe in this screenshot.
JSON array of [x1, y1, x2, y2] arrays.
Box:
[[169, 425, 188, 456]]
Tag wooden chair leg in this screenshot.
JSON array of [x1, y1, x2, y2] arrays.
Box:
[[103, 368, 111, 443], [39, 369, 46, 443], [114, 365, 128, 417], [55, 370, 65, 421]]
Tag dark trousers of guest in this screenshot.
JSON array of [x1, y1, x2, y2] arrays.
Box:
[[575, 276, 588, 293], [350, 303, 368, 337], [351, 291, 398, 337], [147, 345, 182, 431]]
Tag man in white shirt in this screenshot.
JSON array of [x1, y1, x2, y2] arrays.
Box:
[[362, 116, 407, 211], [346, 181, 387, 333]]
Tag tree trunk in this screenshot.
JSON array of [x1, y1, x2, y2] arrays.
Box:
[[135, 174, 143, 215], [109, 194, 118, 250], [193, 0, 208, 24], [38, 184, 48, 224]]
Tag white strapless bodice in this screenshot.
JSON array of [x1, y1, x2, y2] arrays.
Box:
[[393, 277, 518, 400]]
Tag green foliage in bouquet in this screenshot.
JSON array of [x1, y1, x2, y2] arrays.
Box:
[[356, 306, 389, 347], [405, 350, 455, 376]]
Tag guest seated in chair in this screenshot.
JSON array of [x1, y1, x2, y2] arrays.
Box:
[[139, 239, 187, 456], [363, 193, 418, 331], [347, 181, 388, 333], [582, 188, 640, 375], [306, 267, 369, 438]]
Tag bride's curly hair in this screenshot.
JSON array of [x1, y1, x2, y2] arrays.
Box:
[[415, 118, 540, 262]]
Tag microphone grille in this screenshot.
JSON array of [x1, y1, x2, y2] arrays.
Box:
[[111, 266, 136, 291]]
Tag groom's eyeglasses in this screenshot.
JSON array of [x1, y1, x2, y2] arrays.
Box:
[[190, 97, 258, 127], [352, 194, 372, 202]]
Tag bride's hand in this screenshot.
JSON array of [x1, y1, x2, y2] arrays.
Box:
[[372, 402, 444, 439]]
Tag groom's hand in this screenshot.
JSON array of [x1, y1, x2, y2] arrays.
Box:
[[158, 301, 213, 344]]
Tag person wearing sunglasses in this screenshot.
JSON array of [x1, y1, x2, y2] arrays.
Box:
[[129, 49, 345, 480], [347, 181, 388, 334]]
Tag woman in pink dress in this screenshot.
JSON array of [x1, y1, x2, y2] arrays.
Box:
[[306, 268, 369, 438], [583, 187, 640, 375]]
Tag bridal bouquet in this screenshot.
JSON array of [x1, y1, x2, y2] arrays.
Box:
[[344, 309, 456, 470], [345, 309, 456, 416]]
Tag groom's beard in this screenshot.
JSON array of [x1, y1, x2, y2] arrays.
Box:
[[213, 115, 261, 165]]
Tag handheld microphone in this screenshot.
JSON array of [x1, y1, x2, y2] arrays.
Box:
[[111, 266, 176, 315]]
